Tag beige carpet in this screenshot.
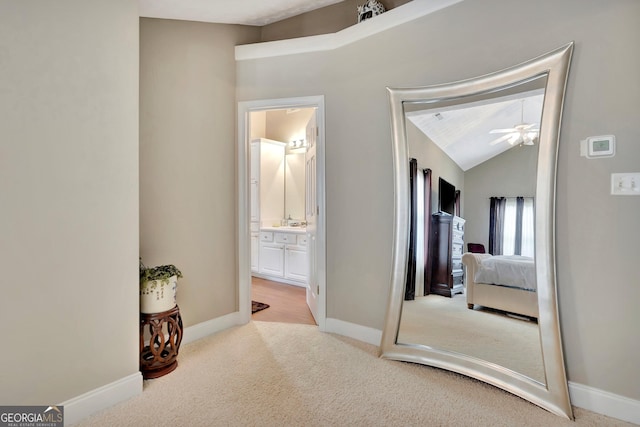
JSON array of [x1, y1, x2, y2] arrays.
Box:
[[76, 321, 631, 427], [398, 294, 544, 382]]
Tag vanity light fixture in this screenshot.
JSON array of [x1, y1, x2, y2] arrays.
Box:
[[290, 139, 307, 149]]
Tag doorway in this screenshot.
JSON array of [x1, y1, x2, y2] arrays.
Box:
[[237, 96, 326, 330]]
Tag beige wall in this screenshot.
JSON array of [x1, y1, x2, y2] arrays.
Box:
[[0, 0, 139, 404], [237, 0, 640, 400], [261, 0, 412, 42], [265, 108, 315, 143], [250, 110, 267, 140], [140, 19, 260, 326]]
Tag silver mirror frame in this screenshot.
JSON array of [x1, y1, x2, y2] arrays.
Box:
[[380, 42, 574, 419]]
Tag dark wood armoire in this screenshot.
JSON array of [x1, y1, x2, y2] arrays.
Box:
[[427, 212, 465, 297]]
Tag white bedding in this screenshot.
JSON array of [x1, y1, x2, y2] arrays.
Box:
[[473, 255, 536, 291]]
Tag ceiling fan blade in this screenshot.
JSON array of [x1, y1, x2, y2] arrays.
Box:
[[490, 128, 518, 134], [489, 133, 514, 146]]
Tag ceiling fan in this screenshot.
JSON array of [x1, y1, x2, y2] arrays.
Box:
[[489, 99, 539, 146]]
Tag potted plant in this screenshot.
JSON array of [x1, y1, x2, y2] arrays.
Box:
[[139, 258, 183, 314]]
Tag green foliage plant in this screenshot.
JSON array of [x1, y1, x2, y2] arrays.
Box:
[[139, 258, 183, 291]]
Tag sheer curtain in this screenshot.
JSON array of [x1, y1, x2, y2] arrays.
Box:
[[502, 198, 517, 255], [491, 196, 534, 257], [520, 198, 535, 257]]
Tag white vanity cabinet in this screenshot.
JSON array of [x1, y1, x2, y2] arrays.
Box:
[[258, 229, 307, 286], [285, 239, 308, 282]]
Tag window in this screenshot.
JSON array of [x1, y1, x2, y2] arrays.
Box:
[[489, 197, 534, 257]]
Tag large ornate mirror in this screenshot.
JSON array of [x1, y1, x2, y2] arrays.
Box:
[[380, 43, 574, 419]]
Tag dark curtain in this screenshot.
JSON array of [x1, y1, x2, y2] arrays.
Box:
[[514, 196, 524, 255], [454, 190, 461, 217], [488, 197, 506, 255], [423, 168, 432, 296], [405, 158, 417, 301]]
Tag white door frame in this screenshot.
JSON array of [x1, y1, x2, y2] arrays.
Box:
[[237, 96, 326, 330]]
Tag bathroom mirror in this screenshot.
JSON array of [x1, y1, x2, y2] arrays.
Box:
[[285, 152, 305, 219], [380, 43, 574, 419]]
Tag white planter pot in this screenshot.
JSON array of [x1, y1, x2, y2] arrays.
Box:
[[140, 275, 178, 314]]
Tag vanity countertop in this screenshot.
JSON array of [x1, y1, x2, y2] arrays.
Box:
[[261, 226, 306, 234]]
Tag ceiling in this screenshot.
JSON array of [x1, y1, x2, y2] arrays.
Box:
[[405, 90, 545, 171], [138, 0, 344, 26]]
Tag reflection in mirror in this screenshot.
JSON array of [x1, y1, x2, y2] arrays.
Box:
[[380, 43, 574, 419], [397, 76, 546, 383]]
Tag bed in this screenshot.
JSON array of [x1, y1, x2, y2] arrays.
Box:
[[461, 253, 538, 318]]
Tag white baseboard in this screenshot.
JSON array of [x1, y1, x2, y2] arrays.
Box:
[[569, 381, 640, 425], [324, 318, 382, 346], [61, 372, 142, 426], [182, 311, 244, 345], [62, 312, 244, 425]]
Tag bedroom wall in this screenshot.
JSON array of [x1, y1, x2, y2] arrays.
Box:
[[0, 0, 139, 404], [140, 19, 260, 326], [407, 120, 464, 214], [236, 0, 640, 402], [464, 145, 537, 249]]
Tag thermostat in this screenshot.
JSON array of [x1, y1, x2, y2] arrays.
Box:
[[580, 135, 615, 158]]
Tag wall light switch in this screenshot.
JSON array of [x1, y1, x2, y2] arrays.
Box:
[[611, 173, 640, 195]]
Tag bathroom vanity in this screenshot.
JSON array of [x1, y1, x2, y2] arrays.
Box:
[[252, 226, 308, 286]]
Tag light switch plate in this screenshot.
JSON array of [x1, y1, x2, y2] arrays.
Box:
[[611, 173, 640, 195]]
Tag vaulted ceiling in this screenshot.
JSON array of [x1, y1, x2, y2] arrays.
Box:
[[405, 89, 544, 171]]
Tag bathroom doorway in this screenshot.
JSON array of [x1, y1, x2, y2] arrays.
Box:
[[238, 96, 326, 329]]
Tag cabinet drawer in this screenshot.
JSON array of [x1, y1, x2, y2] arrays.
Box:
[[260, 231, 274, 242], [452, 243, 463, 257], [275, 232, 295, 244], [452, 273, 464, 287], [296, 235, 308, 246]]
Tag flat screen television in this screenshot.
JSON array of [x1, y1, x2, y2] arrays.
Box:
[[438, 177, 456, 215]]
